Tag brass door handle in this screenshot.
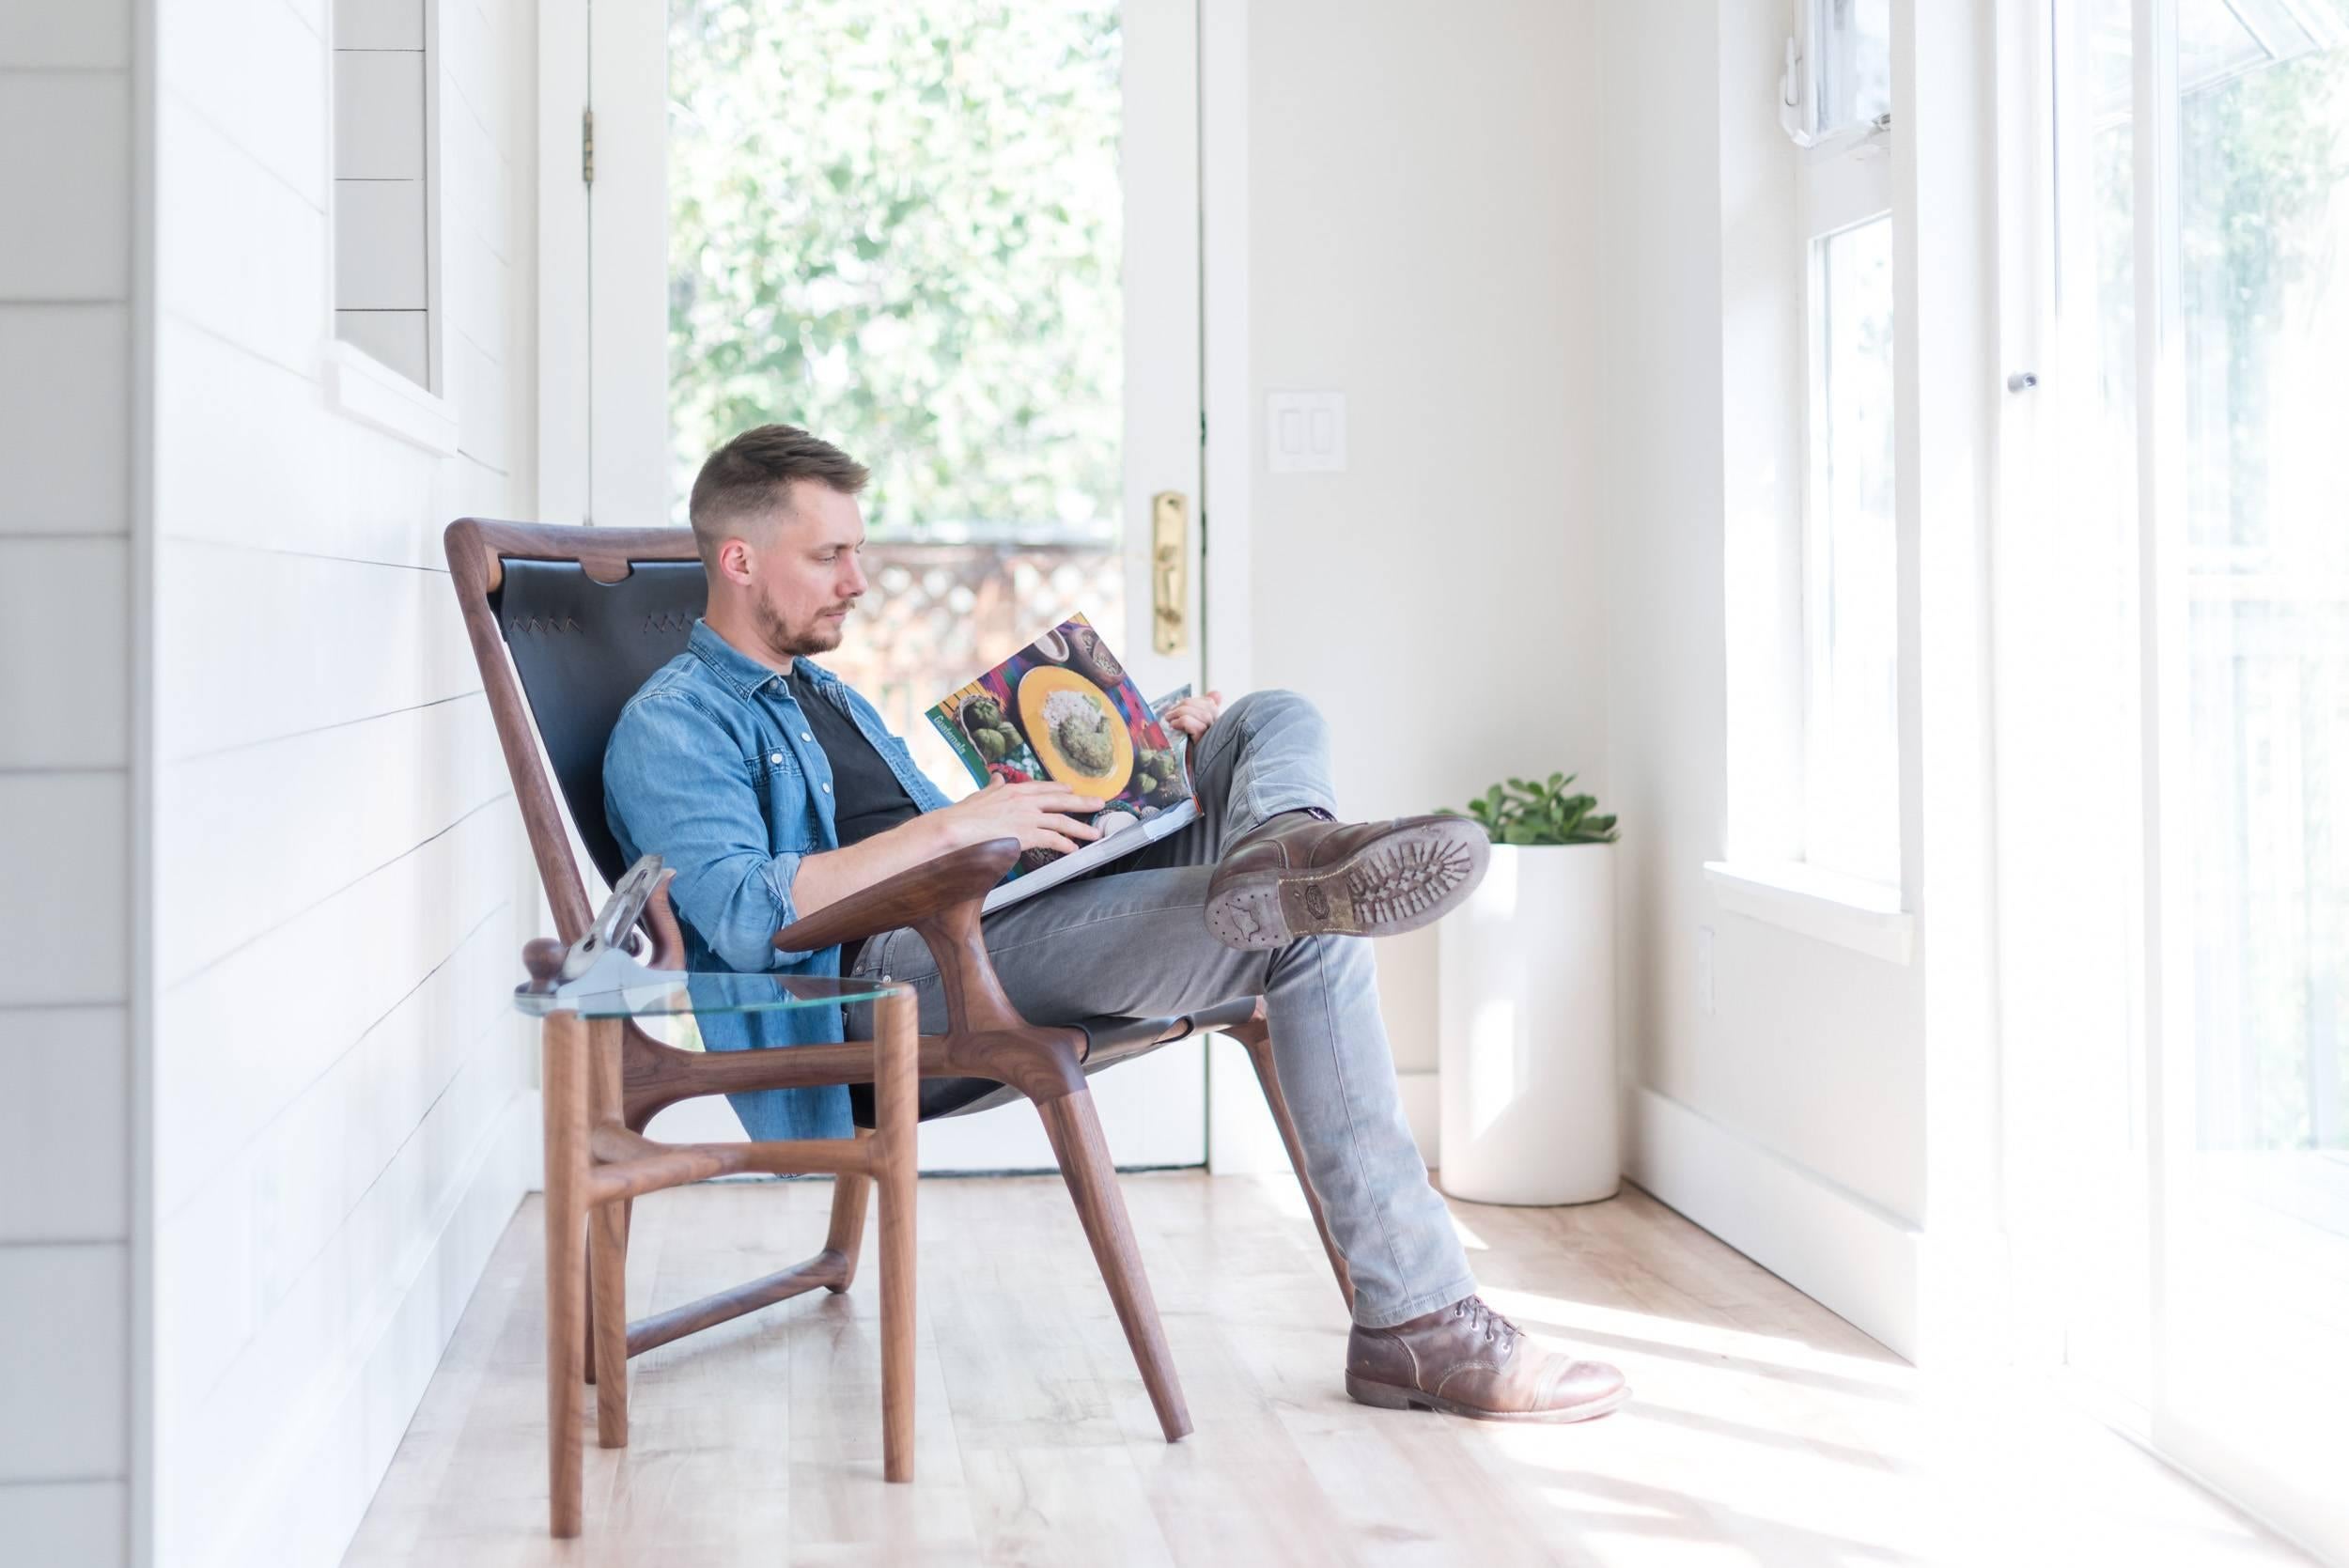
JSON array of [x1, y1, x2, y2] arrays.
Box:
[[1151, 490, 1187, 655]]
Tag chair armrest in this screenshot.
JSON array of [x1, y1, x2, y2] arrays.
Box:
[[772, 837, 1020, 954]]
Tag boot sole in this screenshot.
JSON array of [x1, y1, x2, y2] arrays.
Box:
[[1204, 817, 1491, 951], [1344, 1371, 1631, 1423]]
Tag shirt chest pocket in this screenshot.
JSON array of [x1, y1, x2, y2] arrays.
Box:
[[746, 746, 819, 853]]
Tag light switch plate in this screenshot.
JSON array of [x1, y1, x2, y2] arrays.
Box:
[[1267, 391, 1346, 474]]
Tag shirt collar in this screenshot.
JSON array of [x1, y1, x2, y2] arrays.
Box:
[[685, 619, 848, 702], [686, 618, 789, 700]]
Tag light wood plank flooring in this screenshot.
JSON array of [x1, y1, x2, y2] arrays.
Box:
[[344, 1173, 2315, 1566]]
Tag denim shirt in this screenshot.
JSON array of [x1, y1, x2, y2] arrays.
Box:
[[603, 619, 954, 1141]]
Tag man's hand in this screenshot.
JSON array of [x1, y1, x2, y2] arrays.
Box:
[[1161, 689, 1224, 743], [935, 777, 1105, 856], [786, 777, 1102, 928]]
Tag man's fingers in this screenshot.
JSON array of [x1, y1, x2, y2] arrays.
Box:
[[1007, 781, 1101, 811], [1042, 813, 1102, 841]]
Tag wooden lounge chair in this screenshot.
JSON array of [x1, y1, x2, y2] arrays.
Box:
[[443, 519, 1351, 1534]]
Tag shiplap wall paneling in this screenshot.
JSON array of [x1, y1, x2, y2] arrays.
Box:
[[149, 0, 536, 1563], [0, 8, 138, 1568]]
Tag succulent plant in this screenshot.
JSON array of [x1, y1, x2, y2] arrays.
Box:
[[1443, 772, 1619, 846]]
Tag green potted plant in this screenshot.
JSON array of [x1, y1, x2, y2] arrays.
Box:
[[1435, 771, 1621, 1205], [1450, 772, 1619, 846]]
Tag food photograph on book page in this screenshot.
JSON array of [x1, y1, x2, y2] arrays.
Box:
[[926, 614, 1194, 886]]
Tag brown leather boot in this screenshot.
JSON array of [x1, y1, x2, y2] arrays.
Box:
[[1203, 813, 1490, 950], [1346, 1296, 1628, 1422]]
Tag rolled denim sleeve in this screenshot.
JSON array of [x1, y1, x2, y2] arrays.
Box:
[[604, 692, 813, 970]]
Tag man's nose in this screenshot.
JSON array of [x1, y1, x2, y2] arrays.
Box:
[[840, 556, 868, 598]]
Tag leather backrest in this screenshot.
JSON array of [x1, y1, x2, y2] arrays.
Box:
[[492, 558, 708, 885]]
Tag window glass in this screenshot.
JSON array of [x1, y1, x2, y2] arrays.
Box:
[[1805, 215, 1900, 884], [1816, 0, 1892, 134]]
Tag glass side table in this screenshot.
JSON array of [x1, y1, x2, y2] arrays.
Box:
[[514, 954, 924, 1535]]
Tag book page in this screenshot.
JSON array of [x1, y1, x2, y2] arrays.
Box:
[[926, 614, 1193, 886]]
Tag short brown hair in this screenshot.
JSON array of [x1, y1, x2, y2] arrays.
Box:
[[688, 424, 870, 566]]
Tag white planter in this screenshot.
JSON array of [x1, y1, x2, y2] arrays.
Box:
[[1437, 841, 1619, 1205]]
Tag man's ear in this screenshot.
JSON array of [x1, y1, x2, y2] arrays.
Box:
[[715, 536, 756, 587]]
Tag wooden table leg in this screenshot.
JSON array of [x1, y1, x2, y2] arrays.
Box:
[[876, 990, 918, 1483], [541, 1010, 588, 1537], [587, 1017, 630, 1447]]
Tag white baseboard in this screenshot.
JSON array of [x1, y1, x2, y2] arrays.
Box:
[[208, 1089, 535, 1568], [1626, 1085, 1920, 1359]]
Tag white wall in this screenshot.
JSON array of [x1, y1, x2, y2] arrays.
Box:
[[1599, 0, 1928, 1355], [1241, 0, 1608, 1097], [0, 5, 141, 1565], [145, 1, 537, 1563]]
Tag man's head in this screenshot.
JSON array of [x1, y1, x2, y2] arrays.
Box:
[[690, 424, 873, 663]]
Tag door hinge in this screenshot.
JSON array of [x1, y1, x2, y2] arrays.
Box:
[[582, 108, 596, 187]]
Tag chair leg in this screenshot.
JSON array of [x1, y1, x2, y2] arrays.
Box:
[[875, 992, 919, 1483], [824, 1130, 876, 1294], [540, 1011, 589, 1538], [583, 1199, 632, 1387], [1034, 1088, 1193, 1443], [1232, 1020, 1356, 1312], [583, 1015, 630, 1392], [589, 1199, 630, 1447]]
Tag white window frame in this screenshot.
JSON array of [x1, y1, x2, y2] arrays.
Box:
[[1713, 1, 1912, 955], [1793, 6, 1899, 892], [323, 0, 458, 455]]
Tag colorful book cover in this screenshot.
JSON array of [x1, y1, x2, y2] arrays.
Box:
[[926, 614, 1196, 887]]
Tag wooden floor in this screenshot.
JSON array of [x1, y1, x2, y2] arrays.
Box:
[[345, 1172, 2315, 1567]]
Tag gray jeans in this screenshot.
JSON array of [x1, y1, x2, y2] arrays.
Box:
[[848, 689, 1475, 1328]]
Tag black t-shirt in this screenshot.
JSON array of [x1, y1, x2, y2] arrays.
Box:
[[786, 670, 921, 848]]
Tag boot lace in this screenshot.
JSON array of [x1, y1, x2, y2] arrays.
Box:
[[1453, 1296, 1520, 1356]]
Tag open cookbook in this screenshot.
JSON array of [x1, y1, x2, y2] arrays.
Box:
[[926, 614, 1197, 912]]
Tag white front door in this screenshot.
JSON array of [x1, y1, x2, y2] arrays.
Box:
[[579, 0, 1209, 1171]]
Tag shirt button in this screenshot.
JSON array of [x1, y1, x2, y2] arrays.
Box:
[[769, 752, 782, 764], [800, 731, 813, 742], [821, 782, 832, 794]]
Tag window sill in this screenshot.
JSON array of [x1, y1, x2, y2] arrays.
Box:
[[319, 339, 459, 457], [1703, 860, 1913, 965]]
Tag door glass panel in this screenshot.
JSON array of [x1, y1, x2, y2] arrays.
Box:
[[2175, 7, 2349, 1212], [2161, 8, 2349, 1520], [666, 0, 1126, 794]]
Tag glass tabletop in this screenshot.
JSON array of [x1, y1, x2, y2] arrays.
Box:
[[513, 970, 906, 1020]]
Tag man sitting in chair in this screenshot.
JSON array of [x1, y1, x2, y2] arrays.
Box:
[[604, 424, 1627, 1424]]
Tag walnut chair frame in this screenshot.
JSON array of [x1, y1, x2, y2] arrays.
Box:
[[443, 518, 1353, 1535]]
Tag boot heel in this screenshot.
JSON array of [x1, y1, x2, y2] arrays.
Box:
[[1346, 1373, 1429, 1413], [1204, 880, 1290, 950]]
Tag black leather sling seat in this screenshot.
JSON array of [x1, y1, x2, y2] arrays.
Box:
[[492, 554, 1250, 1124]]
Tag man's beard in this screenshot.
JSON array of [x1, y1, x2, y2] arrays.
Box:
[[752, 583, 849, 660]]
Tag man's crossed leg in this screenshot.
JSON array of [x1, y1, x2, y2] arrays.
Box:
[[849, 689, 1627, 1421]]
